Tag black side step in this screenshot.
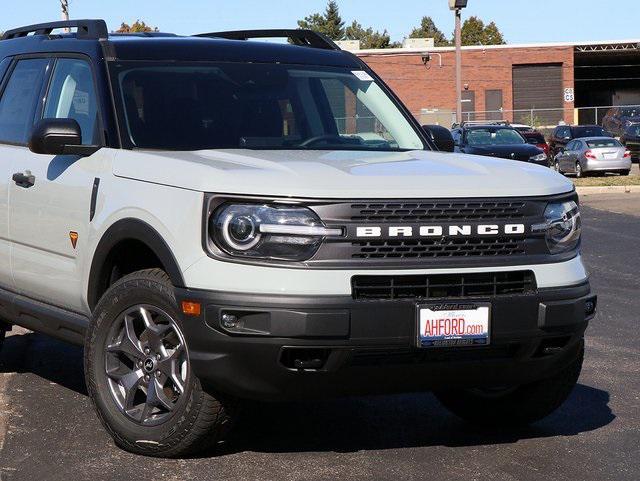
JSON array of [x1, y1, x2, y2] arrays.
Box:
[[0, 286, 88, 346]]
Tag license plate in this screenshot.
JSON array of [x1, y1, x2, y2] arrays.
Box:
[[417, 303, 490, 348], [603, 152, 617, 159]]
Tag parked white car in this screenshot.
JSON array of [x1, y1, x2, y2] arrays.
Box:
[[0, 19, 596, 458]]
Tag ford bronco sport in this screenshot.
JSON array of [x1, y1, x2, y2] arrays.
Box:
[[0, 20, 596, 457]]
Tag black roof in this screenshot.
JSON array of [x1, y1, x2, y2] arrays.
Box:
[[0, 20, 360, 68], [107, 36, 359, 66]]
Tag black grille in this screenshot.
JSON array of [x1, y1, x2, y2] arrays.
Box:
[[351, 271, 536, 300], [351, 237, 526, 259], [350, 201, 526, 222]]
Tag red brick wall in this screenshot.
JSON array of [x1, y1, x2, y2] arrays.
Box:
[[359, 46, 575, 125]]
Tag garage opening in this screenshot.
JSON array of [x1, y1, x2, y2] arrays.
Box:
[[574, 43, 640, 125], [512, 64, 563, 127]]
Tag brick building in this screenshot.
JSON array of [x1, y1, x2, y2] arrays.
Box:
[[354, 39, 640, 128]]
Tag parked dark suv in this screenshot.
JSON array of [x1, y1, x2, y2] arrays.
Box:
[[548, 125, 611, 158], [602, 106, 640, 138], [620, 123, 640, 161]]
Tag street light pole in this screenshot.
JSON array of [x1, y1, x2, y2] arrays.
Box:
[[449, 0, 468, 124], [454, 8, 462, 123], [61, 0, 69, 21]]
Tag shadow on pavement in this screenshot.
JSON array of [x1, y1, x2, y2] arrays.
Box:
[[0, 331, 615, 457]]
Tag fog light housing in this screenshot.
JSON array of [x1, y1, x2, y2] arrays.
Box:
[[221, 313, 239, 329]]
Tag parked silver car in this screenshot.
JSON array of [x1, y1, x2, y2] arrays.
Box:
[[552, 137, 631, 177]]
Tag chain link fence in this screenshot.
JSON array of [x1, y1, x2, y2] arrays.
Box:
[[415, 105, 637, 132]]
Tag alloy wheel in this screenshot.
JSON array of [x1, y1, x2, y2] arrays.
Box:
[[104, 305, 188, 426]]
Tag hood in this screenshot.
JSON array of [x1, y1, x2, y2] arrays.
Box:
[[464, 144, 543, 161], [112, 149, 573, 199]]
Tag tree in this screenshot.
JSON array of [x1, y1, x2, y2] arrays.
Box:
[[409, 16, 451, 47], [345, 21, 397, 49], [297, 0, 345, 40], [483, 21, 506, 45], [460, 16, 505, 46], [117, 20, 159, 33]]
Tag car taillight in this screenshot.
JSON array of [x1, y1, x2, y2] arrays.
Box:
[[584, 150, 596, 159], [624, 150, 631, 158]]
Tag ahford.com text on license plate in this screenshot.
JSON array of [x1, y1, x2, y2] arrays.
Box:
[[418, 303, 490, 348]]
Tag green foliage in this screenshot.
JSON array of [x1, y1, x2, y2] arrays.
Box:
[[117, 20, 159, 33], [345, 21, 396, 49], [409, 16, 451, 47], [460, 16, 505, 46], [483, 21, 506, 45], [298, 0, 345, 40]]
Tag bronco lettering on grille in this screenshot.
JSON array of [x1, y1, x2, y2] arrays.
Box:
[[355, 224, 526, 238]]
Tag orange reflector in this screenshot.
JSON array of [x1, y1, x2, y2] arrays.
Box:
[[181, 301, 201, 316]]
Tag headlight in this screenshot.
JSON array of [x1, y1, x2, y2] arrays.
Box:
[[532, 200, 581, 254], [529, 153, 547, 162], [210, 203, 342, 261]]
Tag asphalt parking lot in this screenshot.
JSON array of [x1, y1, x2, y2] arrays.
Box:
[[1, 193, 639, 481]]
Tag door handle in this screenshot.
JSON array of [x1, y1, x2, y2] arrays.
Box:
[[12, 171, 36, 188]]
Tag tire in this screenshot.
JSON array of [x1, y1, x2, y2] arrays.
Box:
[[0, 321, 10, 352], [85, 268, 236, 457], [575, 162, 584, 178], [435, 342, 583, 427], [620, 170, 630, 176]]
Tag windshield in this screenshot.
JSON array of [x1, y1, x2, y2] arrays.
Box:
[[573, 126, 606, 138], [586, 139, 622, 148], [619, 107, 640, 117], [466, 128, 525, 146], [111, 62, 425, 151]]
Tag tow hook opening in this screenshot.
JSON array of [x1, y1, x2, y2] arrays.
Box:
[[280, 348, 330, 370], [534, 336, 572, 357]]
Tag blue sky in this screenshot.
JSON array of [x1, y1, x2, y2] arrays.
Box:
[[2, 0, 639, 45]]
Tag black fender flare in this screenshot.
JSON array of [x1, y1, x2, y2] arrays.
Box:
[[87, 218, 185, 310]]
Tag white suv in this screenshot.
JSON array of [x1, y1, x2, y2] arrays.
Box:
[[0, 20, 596, 457]]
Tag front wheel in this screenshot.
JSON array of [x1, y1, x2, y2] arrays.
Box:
[[85, 268, 236, 457], [620, 170, 630, 176], [435, 342, 583, 426]]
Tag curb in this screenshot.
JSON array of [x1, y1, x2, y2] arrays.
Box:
[[575, 185, 640, 195]]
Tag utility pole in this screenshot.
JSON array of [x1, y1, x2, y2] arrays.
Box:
[[449, 0, 468, 124], [61, 0, 69, 21]]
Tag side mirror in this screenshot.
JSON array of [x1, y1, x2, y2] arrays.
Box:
[[422, 124, 455, 152], [29, 118, 100, 156]]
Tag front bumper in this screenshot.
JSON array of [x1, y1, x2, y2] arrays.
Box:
[[175, 281, 595, 401]]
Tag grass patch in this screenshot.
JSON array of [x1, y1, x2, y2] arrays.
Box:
[[573, 175, 640, 187]]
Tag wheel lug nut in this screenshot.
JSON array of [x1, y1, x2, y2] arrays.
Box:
[[155, 371, 161, 377], [156, 354, 161, 360], [144, 374, 150, 381], [144, 348, 150, 355]]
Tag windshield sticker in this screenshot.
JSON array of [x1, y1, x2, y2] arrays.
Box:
[[352, 70, 374, 82]]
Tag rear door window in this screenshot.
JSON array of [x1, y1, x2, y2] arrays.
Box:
[[0, 58, 49, 145]]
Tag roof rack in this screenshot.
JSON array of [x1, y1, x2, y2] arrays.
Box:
[[195, 29, 340, 50], [1, 19, 108, 41]]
